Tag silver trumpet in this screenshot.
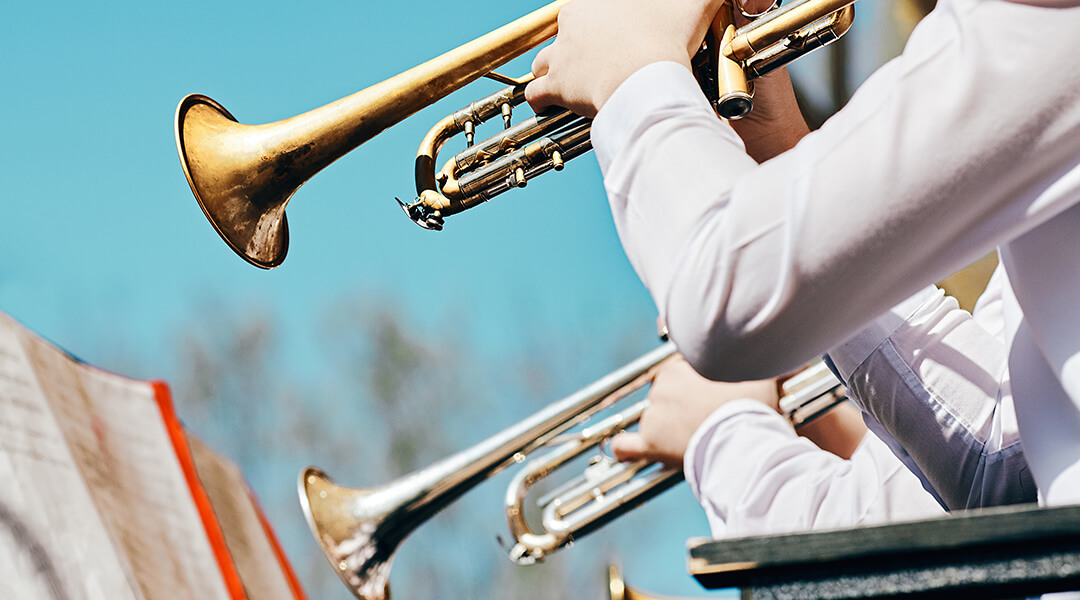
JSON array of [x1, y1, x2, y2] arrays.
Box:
[[299, 343, 844, 599]]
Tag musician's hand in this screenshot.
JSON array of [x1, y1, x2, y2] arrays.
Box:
[[526, 0, 775, 118], [526, 0, 714, 118], [610, 355, 779, 468], [729, 67, 811, 162]]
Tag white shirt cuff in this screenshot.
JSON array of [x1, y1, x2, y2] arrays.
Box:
[[826, 285, 942, 381], [591, 61, 719, 175], [683, 398, 778, 502]]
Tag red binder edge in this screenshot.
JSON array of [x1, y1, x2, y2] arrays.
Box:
[[152, 381, 248, 600]]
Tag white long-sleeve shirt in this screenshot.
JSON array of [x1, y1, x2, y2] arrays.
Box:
[[683, 269, 1040, 537], [682, 277, 1024, 535], [593, 0, 1080, 504], [828, 270, 1038, 510], [685, 399, 945, 539]]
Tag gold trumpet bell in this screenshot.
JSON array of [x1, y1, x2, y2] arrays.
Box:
[[299, 468, 393, 600], [175, 94, 292, 269]]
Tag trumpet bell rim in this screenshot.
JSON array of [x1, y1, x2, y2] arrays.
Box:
[[298, 467, 356, 573], [175, 94, 290, 269], [298, 467, 393, 600], [298, 466, 332, 551]]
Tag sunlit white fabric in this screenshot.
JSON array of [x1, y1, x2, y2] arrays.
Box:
[[681, 274, 1028, 535], [684, 400, 944, 538], [593, 0, 1080, 503], [828, 272, 1037, 510]]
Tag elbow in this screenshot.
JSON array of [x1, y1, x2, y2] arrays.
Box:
[[669, 315, 804, 382], [675, 333, 752, 382], [658, 232, 815, 382]]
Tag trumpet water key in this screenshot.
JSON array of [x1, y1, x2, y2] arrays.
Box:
[[176, 0, 856, 267], [299, 342, 846, 599]]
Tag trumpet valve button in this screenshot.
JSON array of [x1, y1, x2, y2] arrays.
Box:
[[464, 120, 475, 146], [551, 150, 564, 171], [501, 102, 513, 129]]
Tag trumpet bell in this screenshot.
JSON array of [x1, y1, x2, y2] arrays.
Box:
[[175, 94, 293, 269], [299, 467, 392, 600]]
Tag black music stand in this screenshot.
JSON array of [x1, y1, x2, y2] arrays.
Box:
[[688, 503, 1080, 599]]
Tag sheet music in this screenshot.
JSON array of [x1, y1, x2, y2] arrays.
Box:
[[0, 312, 234, 600], [190, 436, 302, 600], [0, 314, 140, 600]]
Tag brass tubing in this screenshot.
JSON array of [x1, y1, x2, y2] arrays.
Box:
[[743, 5, 855, 77], [267, 1, 564, 159], [726, 0, 857, 61], [713, 2, 753, 119], [176, 0, 568, 267], [446, 119, 592, 202], [178, 0, 858, 264], [408, 0, 859, 229]]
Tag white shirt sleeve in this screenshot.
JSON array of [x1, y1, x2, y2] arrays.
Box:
[[591, 0, 1080, 383], [684, 400, 944, 539], [683, 267, 1033, 536], [825, 270, 1036, 509]]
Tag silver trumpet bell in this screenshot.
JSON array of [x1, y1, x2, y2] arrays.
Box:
[[299, 343, 679, 600]]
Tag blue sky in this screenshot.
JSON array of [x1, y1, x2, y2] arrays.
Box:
[[1, 1, 898, 597], [0, 0, 654, 368]]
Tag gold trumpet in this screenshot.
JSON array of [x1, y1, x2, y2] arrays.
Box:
[[298, 343, 845, 600], [175, 0, 856, 268]]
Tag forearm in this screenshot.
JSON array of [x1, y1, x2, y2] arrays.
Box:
[[796, 402, 867, 460], [686, 400, 943, 538]]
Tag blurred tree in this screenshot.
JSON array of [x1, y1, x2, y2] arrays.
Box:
[[165, 296, 599, 599]]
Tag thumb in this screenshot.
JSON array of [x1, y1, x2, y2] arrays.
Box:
[[610, 431, 651, 462], [524, 75, 556, 114]]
